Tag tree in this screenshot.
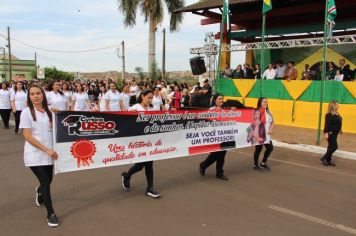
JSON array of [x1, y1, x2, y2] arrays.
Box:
[[118, 0, 184, 73], [134, 66, 145, 81]]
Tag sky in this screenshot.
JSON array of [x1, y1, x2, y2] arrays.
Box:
[[0, 0, 245, 73]]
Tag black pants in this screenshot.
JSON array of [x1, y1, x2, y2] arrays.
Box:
[[129, 96, 136, 106], [254, 141, 273, 166], [323, 133, 338, 163], [0, 109, 11, 128], [200, 150, 226, 177], [127, 161, 153, 190], [30, 165, 54, 216], [14, 110, 22, 133]]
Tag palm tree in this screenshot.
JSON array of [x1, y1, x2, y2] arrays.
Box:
[[118, 0, 185, 73]]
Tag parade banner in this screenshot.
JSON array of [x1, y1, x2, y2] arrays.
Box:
[[54, 109, 268, 174]]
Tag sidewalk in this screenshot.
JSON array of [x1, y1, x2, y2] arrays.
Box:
[[273, 125, 356, 159]]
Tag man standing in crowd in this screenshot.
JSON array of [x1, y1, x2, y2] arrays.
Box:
[[285, 61, 298, 81], [275, 61, 287, 80], [199, 79, 212, 108], [243, 64, 254, 79], [339, 59, 353, 81], [262, 64, 276, 80]]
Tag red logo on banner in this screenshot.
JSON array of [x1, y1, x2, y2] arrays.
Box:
[[70, 139, 96, 168]]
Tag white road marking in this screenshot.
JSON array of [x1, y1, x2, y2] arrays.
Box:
[[268, 205, 356, 235], [229, 150, 356, 179]]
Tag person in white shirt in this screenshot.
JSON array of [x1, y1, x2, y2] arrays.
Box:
[[334, 69, 344, 81], [0, 82, 11, 128], [129, 81, 139, 105], [19, 84, 59, 227], [47, 80, 68, 112], [62, 82, 72, 110], [152, 87, 164, 111], [262, 64, 276, 80], [71, 84, 91, 111], [105, 82, 121, 112], [121, 89, 161, 199], [10, 81, 27, 133], [98, 84, 107, 112], [253, 97, 274, 171], [120, 83, 131, 111]]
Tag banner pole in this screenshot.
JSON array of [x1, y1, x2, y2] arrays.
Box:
[[260, 13, 266, 97], [316, 0, 329, 145]]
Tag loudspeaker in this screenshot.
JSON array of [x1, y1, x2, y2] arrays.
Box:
[[190, 57, 206, 75]]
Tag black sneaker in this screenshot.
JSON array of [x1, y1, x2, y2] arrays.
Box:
[[320, 157, 329, 166], [145, 188, 161, 199], [216, 175, 228, 181], [47, 213, 59, 227], [328, 161, 336, 167], [253, 165, 262, 171], [36, 186, 44, 207], [121, 172, 130, 191], [199, 163, 205, 176], [260, 163, 271, 171]]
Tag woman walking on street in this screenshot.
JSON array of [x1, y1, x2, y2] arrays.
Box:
[[253, 97, 274, 171], [10, 81, 27, 133], [199, 94, 229, 180], [320, 101, 342, 166], [71, 83, 91, 111], [0, 82, 12, 128], [47, 80, 68, 112], [19, 84, 59, 227], [121, 89, 161, 198]]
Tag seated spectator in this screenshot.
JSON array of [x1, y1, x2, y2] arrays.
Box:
[[339, 59, 352, 81], [253, 64, 261, 79], [222, 63, 233, 79], [243, 63, 254, 79], [262, 64, 276, 80], [285, 61, 298, 80], [275, 61, 287, 80], [232, 64, 244, 79], [301, 64, 311, 80], [334, 69, 344, 81], [326, 62, 336, 80]]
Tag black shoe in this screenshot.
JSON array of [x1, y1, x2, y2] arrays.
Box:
[[35, 186, 44, 207], [145, 188, 161, 199], [47, 213, 59, 227], [199, 163, 205, 176], [253, 165, 262, 171], [320, 157, 329, 166], [15, 129, 18, 134], [328, 161, 336, 166], [5, 126, 9, 129], [216, 175, 228, 181], [260, 163, 271, 171], [121, 172, 130, 191]]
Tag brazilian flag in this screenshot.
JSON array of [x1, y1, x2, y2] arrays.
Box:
[[263, 0, 272, 14]]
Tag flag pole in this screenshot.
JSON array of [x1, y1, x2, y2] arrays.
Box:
[[260, 12, 266, 97], [316, 0, 329, 145]]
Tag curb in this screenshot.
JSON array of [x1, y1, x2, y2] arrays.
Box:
[[274, 140, 356, 161]]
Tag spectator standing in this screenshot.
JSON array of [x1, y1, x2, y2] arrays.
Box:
[[275, 61, 287, 80], [262, 64, 276, 80], [285, 61, 298, 81]]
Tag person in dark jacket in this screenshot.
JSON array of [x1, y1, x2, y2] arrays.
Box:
[[320, 101, 342, 166]]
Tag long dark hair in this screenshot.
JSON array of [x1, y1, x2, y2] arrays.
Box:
[[27, 84, 52, 122], [257, 97, 273, 121], [137, 89, 153, 107], [14, 81, 27, 94], [1, 82, 9, 90], [48, 79, 64, 96]]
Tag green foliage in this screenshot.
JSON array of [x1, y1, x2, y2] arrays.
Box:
[[134, 66, 145, 80], [149, 60, 162, 82]]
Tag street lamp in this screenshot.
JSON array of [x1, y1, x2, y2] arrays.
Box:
[[0, 46, 6, 81]]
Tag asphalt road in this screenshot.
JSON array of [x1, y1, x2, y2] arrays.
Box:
[[1, 127, 356, 236]]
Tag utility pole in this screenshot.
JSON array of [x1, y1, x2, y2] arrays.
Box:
[[162, 28, 166, 81], [121, 41, 125, 82], [7, 26, 13, 82]]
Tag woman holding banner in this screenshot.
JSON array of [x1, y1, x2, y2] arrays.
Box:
[[121, 89, 161, 198], [253, 97, 274, 171], [199, 93, 229, 180], [320, 101, 342, 166], [19, 84, 59, 227]]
